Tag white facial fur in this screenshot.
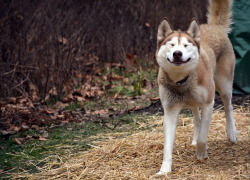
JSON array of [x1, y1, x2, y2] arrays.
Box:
[[157, 36, 199, 73]]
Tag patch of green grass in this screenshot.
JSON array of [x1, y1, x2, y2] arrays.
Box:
[[0, 113, 151, 178], [103, 62, 158, 98], [131, 68, 144, 96], [183, 112, 193, 118], [45, 95, 62, 107], [65, 101, 81, 111], [108, 85, 135, 97], [81, 97, 111, 111], [108, 69, 158, 97], [0, 121, 106, 175]]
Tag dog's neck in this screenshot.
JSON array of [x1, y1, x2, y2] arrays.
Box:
[[175, 75, 189, 86], [164, 70, 191, 86]]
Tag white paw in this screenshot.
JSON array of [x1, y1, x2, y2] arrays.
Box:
[[153, 171, 169, 178], [197, 149, 208, 159], [227, 127, 238, 143], [191, 140, 197, 146], [196, 142, 208, 159], [156, 171, 168, 175]]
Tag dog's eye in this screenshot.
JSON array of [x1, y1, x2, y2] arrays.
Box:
[[184, 44, 188, 47], [170, 44, 175, 47]]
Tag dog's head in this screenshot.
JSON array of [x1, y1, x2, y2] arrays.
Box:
[[156, 18, 200, 72]]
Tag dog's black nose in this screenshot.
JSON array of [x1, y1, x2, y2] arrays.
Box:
[[173, 50, 183, 59]]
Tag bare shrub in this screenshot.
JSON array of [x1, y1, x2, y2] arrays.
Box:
[[0, 0, 208, 100]]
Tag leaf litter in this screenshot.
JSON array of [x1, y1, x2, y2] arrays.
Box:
[[0, 62, 158, 137]]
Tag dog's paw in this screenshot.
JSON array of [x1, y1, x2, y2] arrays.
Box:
[[151, 171, 169, 179], [191, 140, 197, 147], [196, 150, 208, 159], [227, 128, 238, 143], [196, 142, 208, 159]]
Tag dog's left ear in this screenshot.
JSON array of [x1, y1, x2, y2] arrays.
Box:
[[187, 19, 200, 44]]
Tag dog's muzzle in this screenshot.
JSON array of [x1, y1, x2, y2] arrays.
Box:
[[167, 50, 191, 65]]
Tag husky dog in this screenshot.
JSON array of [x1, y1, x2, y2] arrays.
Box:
[[156, 0, 237, 175]]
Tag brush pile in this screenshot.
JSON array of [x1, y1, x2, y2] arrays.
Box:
[[14, 105, 249, 179]]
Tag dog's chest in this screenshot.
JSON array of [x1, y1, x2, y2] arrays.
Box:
[[165, 84, 195, 104]]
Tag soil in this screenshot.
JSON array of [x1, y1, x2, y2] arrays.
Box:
[[133, 94, 250, 115], [0, 94, 248, 136]]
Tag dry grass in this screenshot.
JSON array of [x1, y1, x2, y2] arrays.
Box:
[[15, 106, 249, 179]]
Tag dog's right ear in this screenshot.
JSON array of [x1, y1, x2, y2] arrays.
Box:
[[157, 18, 173, 48]]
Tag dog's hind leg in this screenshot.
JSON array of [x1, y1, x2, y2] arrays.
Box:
[[191, 107, 201, 146], [215, 76, 237, 143], [215, 49, 238, 143], [223, 93, 237, 143]]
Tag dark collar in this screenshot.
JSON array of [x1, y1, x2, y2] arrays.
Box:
[[175, 75, 189, 86]]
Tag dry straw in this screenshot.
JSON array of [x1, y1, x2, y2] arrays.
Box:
[[15, 105, 249, 179]]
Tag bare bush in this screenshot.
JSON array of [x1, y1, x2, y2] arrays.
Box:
[[0, 0, 208, 100]]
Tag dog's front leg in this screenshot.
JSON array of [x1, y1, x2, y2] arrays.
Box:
[[196, 100, 214, 159], [191, 107, 201, 146], [157, 106, 180, 175]]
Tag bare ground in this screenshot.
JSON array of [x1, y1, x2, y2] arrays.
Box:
[[14, 96, 249, 179]]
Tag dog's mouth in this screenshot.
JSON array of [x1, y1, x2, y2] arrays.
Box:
[[167, 58, 191, 65]]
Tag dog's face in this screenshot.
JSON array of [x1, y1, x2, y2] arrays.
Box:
[[156, 18, 201, 72]]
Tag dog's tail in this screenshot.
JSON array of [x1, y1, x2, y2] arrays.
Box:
[[207, 0, 233, 33]]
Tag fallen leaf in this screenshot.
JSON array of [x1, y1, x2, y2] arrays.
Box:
[[8, 97, 16, 104], [92, 109, 109, 117], [26, 100, 34, 108], [111, 75, 123, 81], [113, 89, 121, 99], [22, 124, 30, 129], [48, 87, 57, 96], [26, 135, 33, 139], [76, 96, 85, 102], [62, 93, 74, 103], [31, 125, 40, 130], [123, 78, 129, 85], [29, 82, 39, 101], [39, 136, 48, 141], [42, 131, 49, 138], [56, 114, 64, 119], [14, 138, 24, 145], [17, 97, 28, 104], [63, 111, 70, 120], [13, 126, 21, 132], [55, 101, 68, 108], [61, 120, 69, 124], [45, 108, 56, 114], [0, 130, 15, 135], [145, 22, 150, 27], [58, 36, 67, 44], [1, 107, 6, 113]]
